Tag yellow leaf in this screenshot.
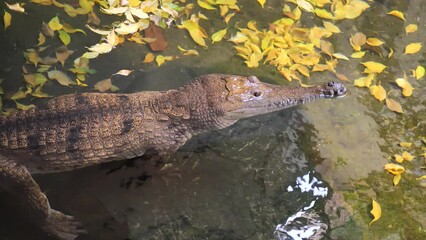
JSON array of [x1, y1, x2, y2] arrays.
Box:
[[155, 55, 174, 67], [393, 173, 402, 186], [115, 22, 139, 35], [351, 51, 366, 59], [297, 0, 314, 12], [141, 52, 154, 63], [5, 2, 26, 13], [179, 19, 208, 47], [366, 38, 384, 47], [388, 47, 394, 58], [37, 32, 46, 46], [47, 70, 76, 86], [58, 30, 71, 45], [48, 16, 63, 31], [394, 154, 404, 163], [362, 61, 386, 74], [399, 142, 412, 148], [114, 69, 133, 76], [197, 0, 216, 10], [87, 43, 113, 54], [4, 10, 11, 30], [183, 49, 199, 56], [323, 21, 340, 33], [314, 8, 334, 19], [405, 24, 418, 34], [387, 10, 406, 21], [224, 13, 235, 24], [101, 7, 128, 15], [257, 0, 266, 8], [211, 28, 227, 43], [386, 98, 403, 113], [332, 53, 350, 61], [404, 43, 422, 54], [415, 66, 425, 80], [384, 163, 405, 175], [55, 45, 72, 66], [402, 151, 414, 161], [81, 52, 99, 59], [369, 199, 381, 226], [369, 85, 386, 101], [15, 102, 35, 111], [417, 175, 426, 180], [395, 78, 414, 97]]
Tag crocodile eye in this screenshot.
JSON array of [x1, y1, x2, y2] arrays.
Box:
[[253, 91, 262, 97]]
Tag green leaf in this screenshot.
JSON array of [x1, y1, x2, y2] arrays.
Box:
[[58, 30, 71, 45]]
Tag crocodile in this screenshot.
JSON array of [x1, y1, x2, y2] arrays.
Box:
[[0, 74, 346, 239]]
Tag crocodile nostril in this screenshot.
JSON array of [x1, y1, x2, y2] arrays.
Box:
[[253, 91, 262, 97]]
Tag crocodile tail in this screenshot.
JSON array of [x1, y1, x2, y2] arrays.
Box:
[[0, 154, 86, 239]]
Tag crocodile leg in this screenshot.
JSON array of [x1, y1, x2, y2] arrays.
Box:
[[0, 155, 86, 240]]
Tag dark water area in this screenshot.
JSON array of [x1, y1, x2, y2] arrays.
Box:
[[1, 0, 425, 240]]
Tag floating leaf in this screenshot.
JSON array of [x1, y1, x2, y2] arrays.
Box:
[[402, 151, 414, 161], [143, 52, 155, 63], [94, 78, 112, 92], [101, 7, 128, 14], [399, 142, 412, 148], [47, 70, 75, 86], [87, 43, 113, 54], [387, 10, 406, 21], [332, 53, 350, 61], [404, 43, 422, 54], [388, 48, 394, 58], [15, 102, 35, 111], [366, 38, 384, 46], [62, 23, 86, 34], [178, 18, 208, 47], [415, 66, 425, 80], [113, 69, 133, 76], [386, 98, 403, 113], [405, 24, 418, 34], [197, 0, 216, 10], [369, 85, 386, 101], [362, 61, 386, 74], [4, 10, 11, 30], [297, 0, 314, 12], [81, 52, 99, 59], [58, 30, 71, 45], [393, 173, 402, 186], [369, 199, 381, 226], [211, 28, 227, 43], [323, 21, 340, 33], [257, 0, 266, 8], [37, 32, 46, 46], [351, 51, 366, 59], [115, 22, 139, 35], [395, 78, 414, 97], [5, 2, 26, 13], [314, 8, 334, 19], [155, 55, 174, 67], [385, 163, 405, 175], [394, 154, 404, 163], [48, 16, 63, 31]]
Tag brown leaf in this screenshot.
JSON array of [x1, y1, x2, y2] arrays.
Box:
[[55, 45, 73, 66], [94, 78, 112, 92], [41, 21, 54, 37], [386, 98, 403, 113], [144, 24, 168, 52]]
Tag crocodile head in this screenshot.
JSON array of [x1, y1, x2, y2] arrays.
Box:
[[191, 74, 346, 127]]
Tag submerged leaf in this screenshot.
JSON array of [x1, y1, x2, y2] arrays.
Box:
[[386, 98, 403, 113], [369, 199, 381, 226], [47, 70, 75, 86], [94, 78, 112, 92], [405, 24, 418, 34], [4, 10, 11, 30]]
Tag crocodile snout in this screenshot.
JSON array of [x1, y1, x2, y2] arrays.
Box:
[[323, 81, 347, 98]]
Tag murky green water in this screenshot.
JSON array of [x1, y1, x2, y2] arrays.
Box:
[[0, 0, 425, 239]]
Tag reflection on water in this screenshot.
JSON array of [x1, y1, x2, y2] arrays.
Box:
[[275, 171, 328, 240]]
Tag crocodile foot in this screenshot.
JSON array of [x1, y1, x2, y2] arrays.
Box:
[[42, 209, 87, 240]]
